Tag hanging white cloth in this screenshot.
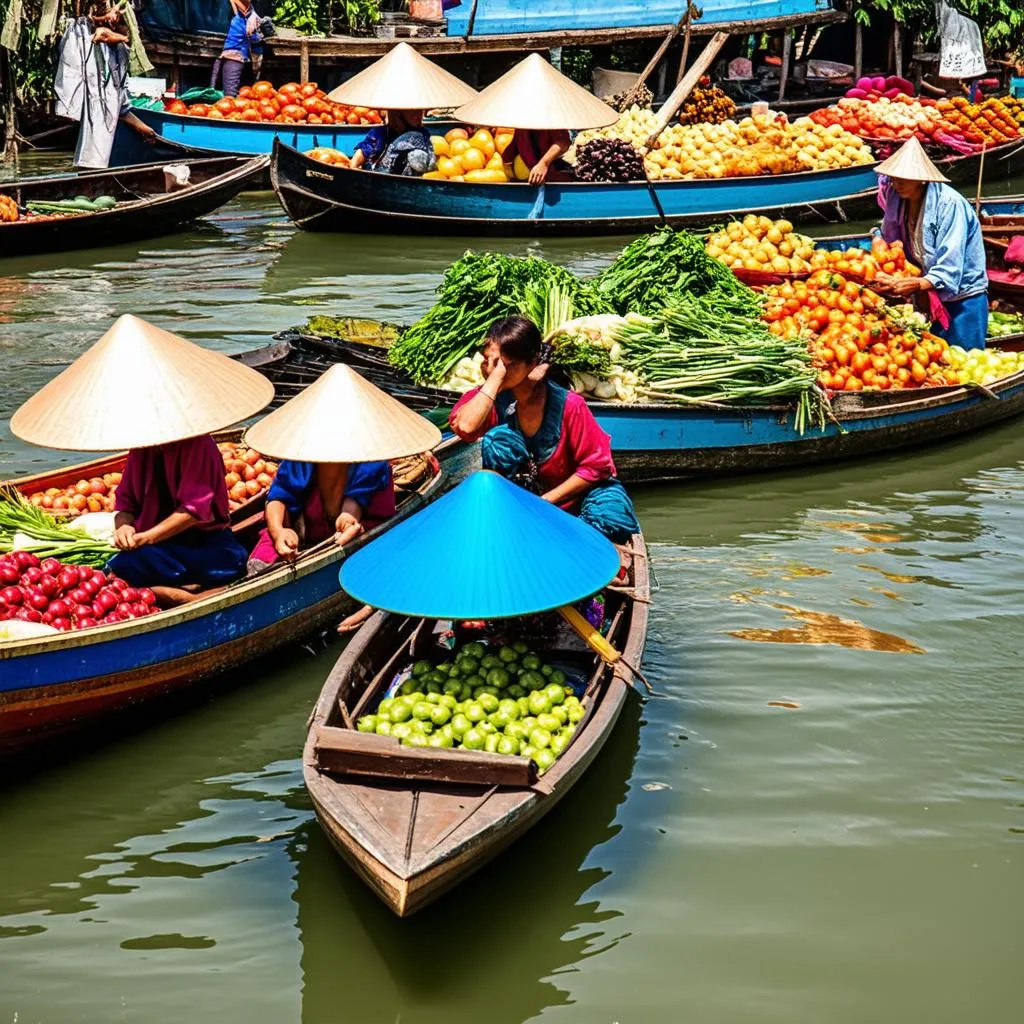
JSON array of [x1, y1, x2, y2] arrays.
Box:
[[55, 17, 130, 169], [936, 0, 986, 79]]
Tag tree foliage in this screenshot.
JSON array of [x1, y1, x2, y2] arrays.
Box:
[[854, 0, 1024, 55], [272, 0, 381, 36], [1, 0, 57, 110]]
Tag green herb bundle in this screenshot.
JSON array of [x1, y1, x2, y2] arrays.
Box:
[[0, 488, 114, 567], [596, 227, 761, 317]]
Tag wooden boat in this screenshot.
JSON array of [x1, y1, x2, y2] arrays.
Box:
[[0, 438, 479, 752], [270, 135, 1024, 236], [271, 138, 882, 235], [303, 530, 649, 916], [0, 155, 267, 257], [241, 321, 1024, 483]]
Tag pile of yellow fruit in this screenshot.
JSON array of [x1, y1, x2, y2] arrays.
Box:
[[646, 114, 872, 180], [424, 127, 525, 184], [706, 215, 817, 274]]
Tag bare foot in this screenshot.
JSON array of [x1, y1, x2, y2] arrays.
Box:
[[150, 585, 226, 607], [337, 604, 373, 633]]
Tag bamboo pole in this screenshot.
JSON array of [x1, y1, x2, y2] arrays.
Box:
[[622, 5, 697, 108], [854, 21, 863, 82], [778, 29, 792, 101], [1, 49, 18, 164]]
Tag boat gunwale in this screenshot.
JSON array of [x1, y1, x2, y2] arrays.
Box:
[[0, 439, 455, 660]]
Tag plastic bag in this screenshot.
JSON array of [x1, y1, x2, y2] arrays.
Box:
[[936, 0, 986, 80]]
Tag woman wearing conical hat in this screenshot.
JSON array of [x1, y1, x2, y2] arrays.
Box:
[[454, 53, 617, 185], [874, 137, 988, 349], [329, 42, 477, 177], [10, 315, 275, 596], [448, 316, 639, 545]]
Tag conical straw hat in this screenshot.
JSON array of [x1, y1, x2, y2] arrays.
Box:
[[10, 314, 274, 452], [327, 42, 478, 110], [454, 53, 618, 131], [340, 471, 621, 620], [874, 136, 949, 183], [243, 363, 441, 463]]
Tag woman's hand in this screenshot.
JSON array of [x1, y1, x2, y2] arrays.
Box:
[[884, 276, 931, 295], [484, 358, 508, 393], [114, 523, 137, 550], [527, 362, 550, 384], [529, 159, 550, 185], [274, 528, 300, 560], [92, 27, 128, 44], [334, 512, 364, 547]]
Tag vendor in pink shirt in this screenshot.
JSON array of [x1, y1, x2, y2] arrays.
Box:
[[449, 316, 638, 543], [107, 434, 247, 589]]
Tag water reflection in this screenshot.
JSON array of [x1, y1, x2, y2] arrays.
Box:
[[296, 696, 644, 1024]]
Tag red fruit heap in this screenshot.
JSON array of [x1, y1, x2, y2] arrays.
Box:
[[0, 552, 158, 632]]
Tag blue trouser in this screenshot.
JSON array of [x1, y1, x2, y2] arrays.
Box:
[[107, 529, 247, 588], [933, 291, 988, 350], [481, 425, 640, 544]]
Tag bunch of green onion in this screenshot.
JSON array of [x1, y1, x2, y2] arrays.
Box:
[[0, 487, 114, 567]]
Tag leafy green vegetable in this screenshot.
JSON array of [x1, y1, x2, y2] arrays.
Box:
[[388, 252, 612, 384], [596, 227, 760, 317]]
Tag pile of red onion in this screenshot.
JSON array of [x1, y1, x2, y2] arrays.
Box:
[[0, 552, 157, 631]]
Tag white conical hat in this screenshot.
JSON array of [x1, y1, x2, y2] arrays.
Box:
[[455, 53, 618, 131], [875, 136, 949, 183], [327, 42, 478, 110], [243, 364, 441, 463], [10, 315, 274, 451]]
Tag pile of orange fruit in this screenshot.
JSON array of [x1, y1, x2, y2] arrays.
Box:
[[0, 194, 18, 223], [164, 81, 381, 126], [763, 270, 958, 392], [808, 237, 922, 284]]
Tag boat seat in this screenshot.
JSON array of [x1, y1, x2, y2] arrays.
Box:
[[312, 725, 538, 788]]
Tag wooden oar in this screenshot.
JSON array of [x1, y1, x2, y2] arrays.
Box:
[[976, 141, 987, 218], [557, 604, 653, 693], [635, 30, 729, 227]]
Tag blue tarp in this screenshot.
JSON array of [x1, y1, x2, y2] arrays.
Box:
[[141, 0, 232, 38], [446, 0, 832, 36]]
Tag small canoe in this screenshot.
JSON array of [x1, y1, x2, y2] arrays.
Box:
[[303, 531, 649, 916], [0, 155, 267, 257], [0, 438, 477, 752]]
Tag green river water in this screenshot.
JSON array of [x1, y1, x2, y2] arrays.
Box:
[[0, 158, 1021, 1023]]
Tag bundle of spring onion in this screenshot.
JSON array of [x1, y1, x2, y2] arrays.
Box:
[[0, 487, 115, 567], [614, 294, 825, 432]]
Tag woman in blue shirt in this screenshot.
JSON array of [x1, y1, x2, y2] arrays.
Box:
[[211, 0, 263, 98], [875, 137, 988, 349], [351, 109, 435, 176]]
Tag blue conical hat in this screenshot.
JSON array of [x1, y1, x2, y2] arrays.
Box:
[[340, 471, 620, 620]]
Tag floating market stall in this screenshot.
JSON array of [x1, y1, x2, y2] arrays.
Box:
[[0, 156, 267, 257], [111, 45, 464, 169], [0, 321, 452, 752], [248, 223, 1024, 481], [305, 470, 649, 916], [272, 50, 880, 235]]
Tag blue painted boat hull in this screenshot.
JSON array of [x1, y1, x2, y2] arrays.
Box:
[[591, 372, 1024, 482], [271, 139, 881, 236], [0, 440, 477, 751]]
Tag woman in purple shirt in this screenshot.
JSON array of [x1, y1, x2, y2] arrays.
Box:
[[107, 434, 247, 589]]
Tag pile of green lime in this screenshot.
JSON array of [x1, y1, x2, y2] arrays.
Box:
[[355, 640, 584, 774]]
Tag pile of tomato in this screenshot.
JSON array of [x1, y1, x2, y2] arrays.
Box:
[[164, 81, 381, 126], [763, 270, 959, 393], [809, 237, 920, 285]]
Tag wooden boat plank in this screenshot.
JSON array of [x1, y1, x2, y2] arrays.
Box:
[[313, 724, 537, 786]]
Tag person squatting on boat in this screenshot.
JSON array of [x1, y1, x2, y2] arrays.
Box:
[[247, 459, 395, 573], [449, 316, 639, 544], [351, 109, 436, 176], [108, 434, 248, 590], [874, 137, 988, 349]]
